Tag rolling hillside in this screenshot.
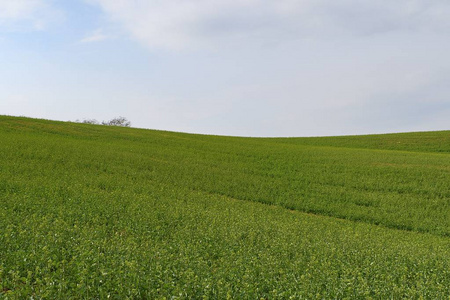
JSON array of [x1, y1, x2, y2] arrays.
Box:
[[1, 115, 449, 298]]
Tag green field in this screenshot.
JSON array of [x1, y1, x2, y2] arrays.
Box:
[[1, 115, 449, 298]]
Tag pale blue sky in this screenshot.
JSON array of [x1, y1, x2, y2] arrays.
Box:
[[1, 0, 450, 136]]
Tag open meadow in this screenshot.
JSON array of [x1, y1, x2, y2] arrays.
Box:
[[0, 116, 449, 298]]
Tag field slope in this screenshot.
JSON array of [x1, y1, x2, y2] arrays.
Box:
[[0, 115, 449, 298]]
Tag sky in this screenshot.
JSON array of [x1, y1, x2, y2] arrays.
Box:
[[1, 0, 450, 137]]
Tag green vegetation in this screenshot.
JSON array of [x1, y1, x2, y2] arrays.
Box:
[[1, 115, 449, 298]]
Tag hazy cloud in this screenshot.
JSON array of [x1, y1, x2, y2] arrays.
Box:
[[80, 28, 112, 43], [0, 0, 60, 30], [0, 0, 42, 19], [90, 0, 450, 50]]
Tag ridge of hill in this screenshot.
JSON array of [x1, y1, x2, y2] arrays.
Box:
[[269, 130, 450, 153]]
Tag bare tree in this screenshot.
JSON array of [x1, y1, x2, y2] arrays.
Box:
[[82, 119, 99, 125], [102, 117, 131, 127]]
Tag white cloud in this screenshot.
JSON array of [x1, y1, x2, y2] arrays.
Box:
[[0, 0, 59, 30], [80, 28, 112, 43], [90, 0, 450, 50], [0, 0, 41, 19]]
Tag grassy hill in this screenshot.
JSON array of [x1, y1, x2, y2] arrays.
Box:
[[1, 115, 449, 298]]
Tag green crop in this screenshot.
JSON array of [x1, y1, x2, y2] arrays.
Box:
[[0, 115, 449, 298]]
